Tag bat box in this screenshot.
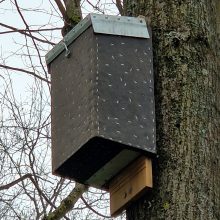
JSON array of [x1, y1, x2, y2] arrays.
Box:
[[46, 13, 156, 189]]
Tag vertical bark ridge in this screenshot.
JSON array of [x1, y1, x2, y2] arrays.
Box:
[[124, 0, 220, 219]]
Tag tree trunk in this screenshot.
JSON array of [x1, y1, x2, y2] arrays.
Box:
[[124, 0, 220, 219], [62, 0, 82, 36]]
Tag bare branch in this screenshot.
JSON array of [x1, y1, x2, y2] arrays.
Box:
[[0, 23, 56, 45], [0, 64, 50, 83], [0, 1, 116, 219], [0, 173, 32, 190], [81, 196, 111, 218], [0, 27, 62, 35], [116, 0, 124, 15], [42, 183, 88, 220], [0, 170, 55, 212], [54, 0, 68, 20], [86, 0, 104, 14], [14, 0, 50, 83]]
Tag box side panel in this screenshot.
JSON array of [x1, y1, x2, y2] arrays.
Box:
[[50, 27, 97, 172], [96, 34, 156, 153]]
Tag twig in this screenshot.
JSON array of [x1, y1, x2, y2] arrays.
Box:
[[0, 23, 56, 45], [81, 195, 111, 218], [0, 27, 61, 35], [14, 0, 50, 85], [0, 64, 50, 83], [86, 0, 104, 14]]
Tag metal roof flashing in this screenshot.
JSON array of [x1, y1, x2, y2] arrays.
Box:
[[45, 13, 150, 65]]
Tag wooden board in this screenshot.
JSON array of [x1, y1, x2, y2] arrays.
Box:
[[109, 156, 153, 216]]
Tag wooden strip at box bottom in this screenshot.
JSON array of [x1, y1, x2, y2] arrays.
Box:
[[109, 156, 153, 217]]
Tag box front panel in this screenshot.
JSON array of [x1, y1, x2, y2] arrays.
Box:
[[96, 34, 156, 153]]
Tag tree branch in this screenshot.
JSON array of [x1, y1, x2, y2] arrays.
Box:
[[14, 0, 50, 83], [81, 196, 111, 218], [54, 0, 68, 20], [0, 27, 61, 35], [0, 172, 55, 210], [0, 173, 32, 190], [0, 23, 56, 45], [0, 64, 50, 83], [116, 0, 124, 15], [86, 0, 104, 13], [42, 183, 88, 220]]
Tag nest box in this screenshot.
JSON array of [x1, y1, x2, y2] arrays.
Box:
[[46, 13, 156, 189]]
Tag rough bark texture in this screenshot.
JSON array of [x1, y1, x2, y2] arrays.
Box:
[[124, 0, 220, 219], [62, 0, 82, 36], [43, 183, 87, 220]]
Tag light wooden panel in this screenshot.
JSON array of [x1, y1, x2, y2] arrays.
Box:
[[109, 156, 153, 216]]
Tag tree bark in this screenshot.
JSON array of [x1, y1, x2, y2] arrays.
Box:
[[43, 183, 87, 220], [123, 0, 220, 219], [62, 0, 82, 36]]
